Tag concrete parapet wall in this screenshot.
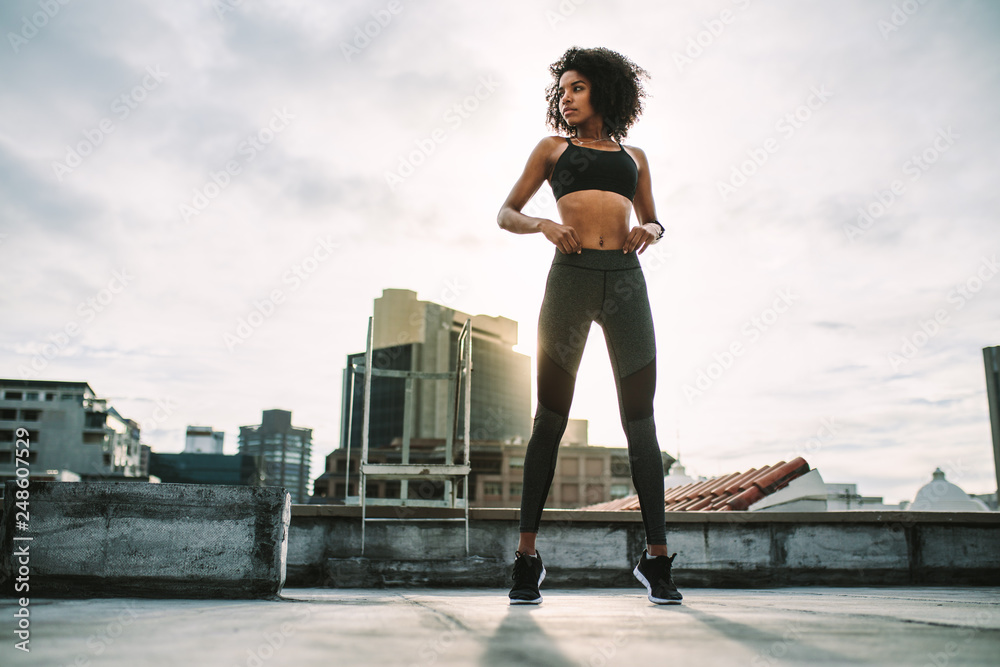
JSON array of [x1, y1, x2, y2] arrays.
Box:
[[0, 482, 291, 598], [288, 506, 1000, 588]]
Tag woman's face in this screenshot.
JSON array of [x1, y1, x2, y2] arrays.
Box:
[[558, 70, 597, 127]]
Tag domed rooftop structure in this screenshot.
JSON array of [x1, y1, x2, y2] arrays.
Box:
[[663, 461, 696, 489], [909, 468, 990, 511]]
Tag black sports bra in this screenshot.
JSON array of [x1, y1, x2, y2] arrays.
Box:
[[549, 137, 638, 202]]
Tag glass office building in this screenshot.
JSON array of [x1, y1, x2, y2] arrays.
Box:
[[338, 289, 532, 452], [239, 409, 312, 504]]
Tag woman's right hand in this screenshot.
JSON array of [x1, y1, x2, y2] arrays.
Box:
[[539, 219, 582, 254]]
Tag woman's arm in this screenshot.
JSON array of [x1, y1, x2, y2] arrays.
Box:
[[623, 146, 663, 255], [497, 137, 582, 254]]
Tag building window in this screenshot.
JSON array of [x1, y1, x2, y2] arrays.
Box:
[[483, 482, 502, 496], [5, 392, 23, 400], [584, 484, 605, 504], [0, 430, 14, 443], [561, 484, 579, 503], [560, 484, 580, 504], [0, 409, 16, 421], [21, 410, 41, 422], [585, 457, 604, 477], [509, 483, 522, 497], [25, 392, 39, 401], [507, 456, 524, 469], [610, 484, 630, 500], [476, 457, 501, 473], [610, 455, 630, 477], [102, 454, 112, 466], [560, 457, 578, 476], [0, 451, 11, 464], [45, 393, 56, 401]]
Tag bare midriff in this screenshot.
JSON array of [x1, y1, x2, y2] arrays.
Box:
[[556, 189, 633, 250]]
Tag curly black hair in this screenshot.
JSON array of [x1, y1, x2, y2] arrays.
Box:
[[545, 46, 650, 143]]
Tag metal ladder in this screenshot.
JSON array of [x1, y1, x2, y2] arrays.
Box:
[[351, 315, 472, 555]]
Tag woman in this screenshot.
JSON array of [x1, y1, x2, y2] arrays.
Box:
[[497, 46, 682, 605]]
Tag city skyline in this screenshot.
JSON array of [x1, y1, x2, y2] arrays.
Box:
[[1, 1, 998, 504]]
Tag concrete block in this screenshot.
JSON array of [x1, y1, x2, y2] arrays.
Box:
[[783, 524, 909, 569], [355, 521, 468, 560], [325, 556, 508, 587], [282, 507, 1000, 588], [915, 524, 1000, 584], [677, 523, 772, 569], [0, 481, 290, 599]]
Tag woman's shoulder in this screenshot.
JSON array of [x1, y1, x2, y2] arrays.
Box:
[[537, 135, 570, 148], [620, 143, 648, 167], [526, 135, 572, 165]]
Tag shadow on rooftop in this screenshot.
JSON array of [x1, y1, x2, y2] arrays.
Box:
[[480, 605, 576, 667], [678, 605, 856, 664]]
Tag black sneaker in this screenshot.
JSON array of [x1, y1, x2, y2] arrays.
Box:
[[508, 550, 546, 605], [633, 550, 683, 604]]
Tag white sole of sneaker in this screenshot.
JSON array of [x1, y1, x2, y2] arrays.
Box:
[[509, 597, 542, 605], [632, 563, 682, 605], [508, 566, 546, 605]]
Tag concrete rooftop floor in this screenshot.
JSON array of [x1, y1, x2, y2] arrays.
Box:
[[2, 587, 999, 666]]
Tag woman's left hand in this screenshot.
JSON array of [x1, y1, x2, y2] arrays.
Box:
[[623, 223, 659, 255]]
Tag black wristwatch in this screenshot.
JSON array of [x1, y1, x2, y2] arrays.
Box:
[[646, 220, 665, 240]]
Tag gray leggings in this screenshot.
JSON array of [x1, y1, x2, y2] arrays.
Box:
[[519, 248, 667, 545]]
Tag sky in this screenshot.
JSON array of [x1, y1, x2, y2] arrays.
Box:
[[1, 0, 998, 505]]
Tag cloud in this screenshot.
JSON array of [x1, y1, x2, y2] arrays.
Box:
[[2, 0, 997, 503]]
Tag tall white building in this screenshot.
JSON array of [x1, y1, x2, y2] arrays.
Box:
[[185, 426, 224, 454]]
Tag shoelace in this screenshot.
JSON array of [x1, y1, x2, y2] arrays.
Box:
[[648, 553, 678, 585]]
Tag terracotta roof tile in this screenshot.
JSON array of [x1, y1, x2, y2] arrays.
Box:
[[582, 458, 812, 512]]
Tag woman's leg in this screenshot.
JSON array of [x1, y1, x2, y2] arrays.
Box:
[[597, 265, 668, 552], [518, 261, 602, 539]]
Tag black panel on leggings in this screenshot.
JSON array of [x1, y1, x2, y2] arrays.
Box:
[[537, 348, 576, 417]]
